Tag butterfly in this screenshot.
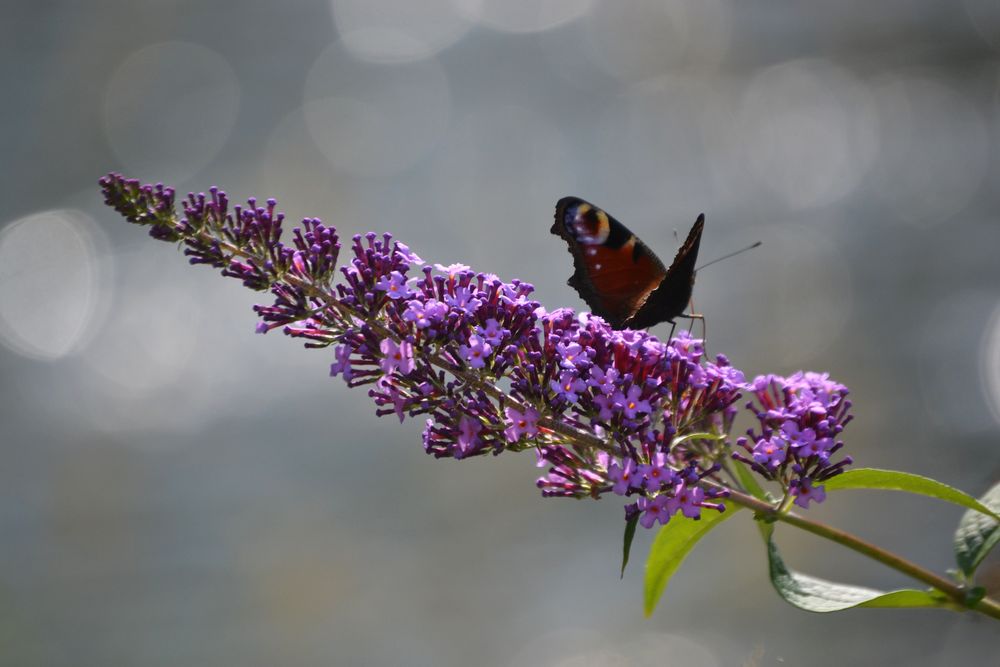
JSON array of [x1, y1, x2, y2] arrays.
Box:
[[551, 196, 704, 330]]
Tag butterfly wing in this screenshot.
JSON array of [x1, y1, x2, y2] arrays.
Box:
[[551, 197, 668, 328], [624, 213, 704, 329]]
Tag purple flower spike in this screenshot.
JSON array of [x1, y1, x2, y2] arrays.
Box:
[[445, 285, 482, 314], [666, 482, 705, 519], [100, 173, 858, 533], [504, 405, 539, 442], [403, 300, 432, 329], [638, 495, 671, 528], [592, 394, 614, 421], [330, 344, 353, 382], [375, 271, 414, 299], [394, 242, 424, 265], [550, 371, 587, 404], [671, 330, 705, 363], [380, 338, 415, 375], [741, 370, 853, 502], [587, 366, 619, 396], [456, 415, 483, 458], [459, 334, 493, 369], [557, 341, 586, 369], [613, 385, 652, 420], [434, 262, 470, 278], [608, 458, 637, 495], [639, 452, 672, 492], [752, 437, 786, 468], [792, 478, 827, 508], [476, 318, 507, 347]]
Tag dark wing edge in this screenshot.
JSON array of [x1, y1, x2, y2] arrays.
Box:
[[664, 213, 705, 280], [623, 213, 705, 329]]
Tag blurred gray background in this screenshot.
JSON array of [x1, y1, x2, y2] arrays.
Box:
[[2, 1, 1000, 665]]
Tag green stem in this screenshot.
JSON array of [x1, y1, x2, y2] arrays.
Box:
[[717, 485, 1000, 621], [776, 492, 796, 514]]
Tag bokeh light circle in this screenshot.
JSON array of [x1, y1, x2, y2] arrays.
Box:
[[591, 76, 723, 222], [331, 0, 471, 63], [426, 104, 571, 272], [104, 41, 240, 183], [869, 75, 988, 226], [979, 299, 1000, 427], [739, 59, 878, 210], [0, 209, 109, 361], [583, 0, 731, 81], [454, 0, 595, 34], [304, 43, 452, 177], [82, 277, 202, 396], [723, 222, 855, 366]]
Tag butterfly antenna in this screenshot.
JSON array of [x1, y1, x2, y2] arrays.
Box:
[[696, 241, 762, 272]]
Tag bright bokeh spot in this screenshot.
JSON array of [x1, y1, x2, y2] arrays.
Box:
[[584, 0, 731, 80], [915, 293, 999, 435], [304, 44, 452, 177], [979, 300, 1000, 427], [454, 0, 594, 34], [83, 276, 201, 395], [591, 76, 722, 221], [739, 59, 878, 210], [726, 222, 855, 365], [257, 107, 365, 231], [426, 104, 571, 270], [0, 209, 108, 360], [869, 75, 988, 226], [331, 0, 471, 63], [104, 41, 240, 184]]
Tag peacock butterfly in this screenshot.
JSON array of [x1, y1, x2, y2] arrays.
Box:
[[551, 197, 704, 330]]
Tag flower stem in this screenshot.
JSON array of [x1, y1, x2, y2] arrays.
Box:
[[718, 485, 1000, 621]]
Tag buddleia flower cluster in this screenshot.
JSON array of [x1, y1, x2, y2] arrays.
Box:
[[99, 174, 855, 530], [734, 373, 854, 508]]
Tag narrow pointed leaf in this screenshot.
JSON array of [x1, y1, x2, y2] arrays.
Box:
[[644, 501, 740, 616], [733, 461, 771, 502], [621, 512, 640, 578], [825, 468, 1000, 521], [954, 480, 1000, 578], [669, 431, 726, 449], [765, 527, 950, 612]]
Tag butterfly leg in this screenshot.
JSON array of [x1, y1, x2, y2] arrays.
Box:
[[681, 294, 707, 341], [677, 312, 706, 342]]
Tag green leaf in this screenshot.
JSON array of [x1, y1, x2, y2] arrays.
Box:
[[764, 526, 951, 612], [621, 512, 640, 579], [825, 468, 1000, 521], [954, 480, 1000, 578], [732, 460, 772, 502], [669, 431, 726, 449], [644, 501, 740, 616]]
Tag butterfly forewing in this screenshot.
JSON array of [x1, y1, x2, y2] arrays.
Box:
[[552, 197, 668, 328]]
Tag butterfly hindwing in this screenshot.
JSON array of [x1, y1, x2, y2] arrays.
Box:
[[624, 213, 704, 329], [551, 197, 668, 328]]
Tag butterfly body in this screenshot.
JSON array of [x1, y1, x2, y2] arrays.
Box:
[[551, 197, 704, 330]]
